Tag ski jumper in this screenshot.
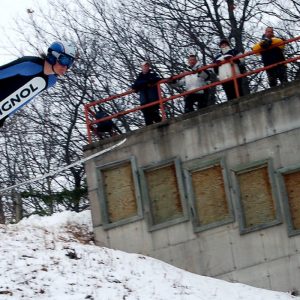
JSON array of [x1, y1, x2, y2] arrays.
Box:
[[0, 56, 57, 126]]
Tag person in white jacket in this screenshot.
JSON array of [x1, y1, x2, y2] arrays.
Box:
[[214, 39, 245, 100], [172, 54, 211, 113]]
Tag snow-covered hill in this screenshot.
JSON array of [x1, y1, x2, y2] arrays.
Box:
[[0, 210, 298, 300]]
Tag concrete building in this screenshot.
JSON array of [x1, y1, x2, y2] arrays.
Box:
[[84, 80, 300, 294]]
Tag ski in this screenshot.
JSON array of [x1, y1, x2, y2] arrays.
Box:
[[0, 138, 126, 193]]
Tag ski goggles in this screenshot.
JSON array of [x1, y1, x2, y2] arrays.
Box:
[[52, 51, 75, 68]]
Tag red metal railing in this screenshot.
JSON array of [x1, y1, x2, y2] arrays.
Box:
[[84, 36, 300, 143]]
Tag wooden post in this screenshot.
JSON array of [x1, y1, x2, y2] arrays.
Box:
[[15, 192, 23, 222], [0, 196, 5, 224]]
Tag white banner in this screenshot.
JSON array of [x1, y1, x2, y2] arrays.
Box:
[[0, 77, 47, 120]]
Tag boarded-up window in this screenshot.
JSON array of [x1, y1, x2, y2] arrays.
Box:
[[145, 163, 184, 225], [192, 164, 230, 226], [237, 164, 276, 229], [102, 162, 137, 223], [283, 171, 300, 230]]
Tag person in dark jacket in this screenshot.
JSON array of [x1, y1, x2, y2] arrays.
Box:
[[91, 106, 117, 139], [252, 26, 287, 87], [132, 61, 162, 126], [0, 41, 76, 128], [214, 39, 245, 100]]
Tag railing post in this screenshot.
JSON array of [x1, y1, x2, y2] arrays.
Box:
[[157, 82, 167, 120], [84, 104, 93, 144], [230, 59, 240, 98]]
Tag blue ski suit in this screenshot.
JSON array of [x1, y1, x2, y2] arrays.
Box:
[[0, 56, 57, 127]]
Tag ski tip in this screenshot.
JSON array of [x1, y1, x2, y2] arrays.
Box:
[[117, 138, 127, 146]]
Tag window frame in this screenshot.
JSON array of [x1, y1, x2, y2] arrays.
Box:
[[183, 157, 234, 233], [232, 158, 282, 234], [277, 164, 300, 237], [140, 157, 189, 231], [96, 156, 143, 230]]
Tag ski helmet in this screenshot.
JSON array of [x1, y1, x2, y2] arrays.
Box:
[[46, 41, 76, 68]]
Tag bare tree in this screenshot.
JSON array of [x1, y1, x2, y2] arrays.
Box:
[[0, 0, 299, 221]]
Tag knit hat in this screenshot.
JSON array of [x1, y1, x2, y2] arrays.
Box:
[[141, 61, 150, 66], [219, 39, 230, 47]]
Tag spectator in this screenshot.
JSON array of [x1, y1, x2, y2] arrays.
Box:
[[0, 41, 76, 128], [132, 61, 162, 126], [252, 26, 288, 87], [171, 54, 211, 113], [295, 62, 300, 80], [214, 39, 245, 100], [91, 106, 117, 139], [205, 69, 218, 106]]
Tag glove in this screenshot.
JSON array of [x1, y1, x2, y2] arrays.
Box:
[[198, 71, 209, 80], [260, 38, 272, 49], [168, 76, 178, 84], [239, 62, 247, 73], [222, 54, 233, 60], [0, 117, 7, 128]]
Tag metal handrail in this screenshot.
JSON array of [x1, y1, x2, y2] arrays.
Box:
[[84, 36, 300, 144]]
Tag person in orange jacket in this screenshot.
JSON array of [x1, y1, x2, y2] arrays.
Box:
[[252, 26, 288, 87]]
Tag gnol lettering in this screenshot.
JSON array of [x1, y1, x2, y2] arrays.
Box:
[[0, 77, 46, 119], [0, 84, 39, 114]]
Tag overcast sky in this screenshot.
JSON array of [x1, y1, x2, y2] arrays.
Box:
[[0, 0, 46, 64]]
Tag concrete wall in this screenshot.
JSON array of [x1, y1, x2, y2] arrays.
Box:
[[84, 80, 300, 294]]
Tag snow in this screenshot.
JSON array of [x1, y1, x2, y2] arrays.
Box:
[[0, 211, 298, 300]]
